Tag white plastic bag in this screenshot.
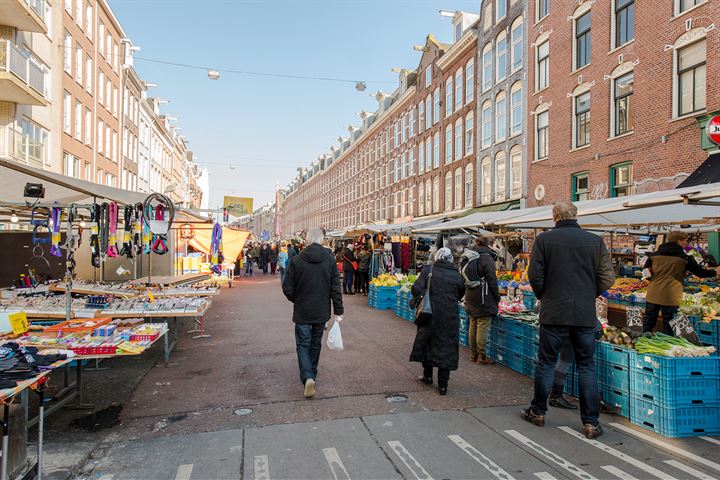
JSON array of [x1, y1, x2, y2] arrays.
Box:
[[327, 320, 344, 351]]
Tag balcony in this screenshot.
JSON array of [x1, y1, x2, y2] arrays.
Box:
[[0, 41, 48, 106], [0, 0, 48, 33], [0, 125, 47, 169]]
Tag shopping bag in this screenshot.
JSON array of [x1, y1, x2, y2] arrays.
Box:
[[327, 320, 344, 351]]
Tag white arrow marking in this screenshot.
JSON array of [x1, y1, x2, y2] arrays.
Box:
[[254, 455, 270, 480], [175, 464, 193, 480], [504, 430, 597, 480], [323, 447, 351, 480], [601, 465, 640, 480], [448, 435, 516, 480], [387, 441, 433, 480], [664, 460, 716, 480]]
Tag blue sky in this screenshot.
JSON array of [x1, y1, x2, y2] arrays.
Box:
[[110, 0, 480, 210]]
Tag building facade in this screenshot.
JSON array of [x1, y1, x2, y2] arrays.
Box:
[[526, 0, 718, 206]]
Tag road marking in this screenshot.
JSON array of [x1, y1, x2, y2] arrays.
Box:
[[664, 460, 716, 480], [700, 436, 720, 447], [534, 473, 559, 480], [175, 464, 193, 480], [323, 447, 351, 480], [447, 435, 516, 480], [610, 422, 720, 473], [97, 476, 114, 480], [558, 426, 678, 480], [254, 455, 270, 480], [504, 430, 597, 480], [601, 465, 639, 480], [387, 441, 433, 480]]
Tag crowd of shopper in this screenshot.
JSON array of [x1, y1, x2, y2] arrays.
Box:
[[240, 241, 301, 278]]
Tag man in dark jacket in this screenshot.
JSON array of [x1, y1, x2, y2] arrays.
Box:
[[522, 201, 615, 439], [341, 242, 357, 295], [282, 228, 344, 398], [643, 231, 718, 335], [462, 236, 500, 365]]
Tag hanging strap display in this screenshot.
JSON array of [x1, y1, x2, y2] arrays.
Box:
[[106, 202, 119, 257], [31, 207, 51, 245], [133, 203, 144, 256], [99, 203, 110, 259], [119, 204, 134, 259], [151, 205, 169, 255], [142, 209, 152, 255], [64, 205, 79, 275], [89, 203, 101, 268], [50, 207, 62, 257], [210, 223, 224, 274]]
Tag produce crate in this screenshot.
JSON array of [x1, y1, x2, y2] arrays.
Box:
[[630, 370, 720, 406], [506, 351, 524, 374], [487, 341, 498, 360], [520, 335, 538, 359], [630, 397, 720, 437], [602, 362, 630, 393], [603, 386, 630, 418], [690, 317, 720, 350], [596, 342, 631, 368], [369, 298, 395, 310], [494, 346, 510, 367], [522, 356, 536, 377], [629, 352, 720, 378]]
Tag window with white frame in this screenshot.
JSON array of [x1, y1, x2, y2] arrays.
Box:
[[425, 179, 432, 213], [98, 72, 104, 104], [677, 0, 703, 14], [494, 152, 506, 202], [481, 156, 492, 203], [429, 134, 437, 169], [445, 172, 452, 212], [575, 11, 591, 70], [496, 32, 507, 82], [445, 127, 453, 164], [97, 120, 104, 154], [510, 146, 522, 199], [465, 112, 474, 155], [401, 116, 407, 143], [455, 69, 463, 111], [425, 94, 432, 130], [574, 91, 590, 147], [482, 100, 492, 148], [614, 0, 634, 48], [105, 125, 110, 157], [74, 101, 82, 140], [394, 122, 400, 147], [419, 142, 425, 174], [86, 5, 92, 39], [63, 31, 72, 73], [446, 77, 453, 117], [613, 72, 634, 136], [537, 41, 549, 90], [433, 176, 440, 212], [409, 149, 414, 176], [85, 56, 92, 92], [433, 88, 441, 124], [64, 153, 80, 177], [465, 59, 474, 104], [426, 138, 432, 170], [20, 119, 47, 166], [425, 64, 433, 88], [536, 110, 549, 159], [537, 0, 549, 21], [482, 43, 493, 92], [75, 0, 82, 26], [496, 0, 507, 21], [63, 92, 71, 133], [409, 108, 415, 137], [454, 168, 462, 210], [511, 17, 523, 72], [677, 40, 706, 116], [454, 119, 463, 160], [75, 44, 82, 83], [98, 22, 105, 56], [510, 82, 522, 136], [464, 164, 474, 208], [85, 108, 91, 145], [418, 102, 425, 133], [495, 92, 507, 142]]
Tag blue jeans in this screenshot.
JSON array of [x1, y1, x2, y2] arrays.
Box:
[[245, 260, 253, 275], [295, 323, 325, 384], [343, 269, 354, 293], [531, 325, 599, 426]]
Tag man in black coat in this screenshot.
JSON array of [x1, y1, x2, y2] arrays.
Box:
[[342, 242, 357, 295], [282, 228, 344, 398], [523, 201, 614, 439]]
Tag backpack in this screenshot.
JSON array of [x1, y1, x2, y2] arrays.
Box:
[[460, 249, 490, 302]]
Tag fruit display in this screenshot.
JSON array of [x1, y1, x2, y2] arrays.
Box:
[[604, 278, 648, 304], [679, 287, 720, 321], [370, 273, 401, 287], [497, 270, 526, 282]]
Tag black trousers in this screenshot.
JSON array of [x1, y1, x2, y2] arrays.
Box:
[[423, 362, 450, 387], [643, 302, 678, 335]]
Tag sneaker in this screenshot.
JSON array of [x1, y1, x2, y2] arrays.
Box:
[[549, 394, 578, 410], [583, 423, 603, 439], [477, 353, 494, 365], [304, 379, 315, 398], [521, 407, 545, 427]]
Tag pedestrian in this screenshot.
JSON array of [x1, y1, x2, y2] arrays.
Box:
[[259, 243, 271, 274], [288, 242, 297, 265], [269, 243, 279, 275], [278, 244, 289, 283], [461, 235, 500, 365], [342, 241, 357, 295], [643, 231, 719, 335], [282, 228, 344, 399], [244, 243, 255, 276], [522, 201, 615, 439], [410, 247, 466, 396], [356, 245, 371, 296]]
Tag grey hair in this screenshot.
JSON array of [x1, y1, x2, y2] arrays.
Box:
[[553, 201, 578, 222], [306, 227, 324, 245], [475, 235, 494, 247]]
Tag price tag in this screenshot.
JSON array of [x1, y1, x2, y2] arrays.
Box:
[[669, 314, 701, 344], [8, 312, 29, 335], [626, 306, 644, 333], [596, 297, 608, 321]]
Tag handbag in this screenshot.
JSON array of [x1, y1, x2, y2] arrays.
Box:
[[344, 255, 359, 271], [413, 267, 433, 327]]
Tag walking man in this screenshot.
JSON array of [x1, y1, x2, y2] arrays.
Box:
[[282, 228, 344, 398], [522, 202, 614, 439]]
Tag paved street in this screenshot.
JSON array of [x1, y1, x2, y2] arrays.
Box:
[[71, 275, 720, 479]]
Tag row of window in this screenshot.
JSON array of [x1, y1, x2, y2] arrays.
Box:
[[571, 162, 633, 201], [63, 91, 118, 162], [481, 16, 523, 92], [64, 0, 93, 42]]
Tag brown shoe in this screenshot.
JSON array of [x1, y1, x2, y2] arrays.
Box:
[[583, 423, 603, 439], [477, 353, 494, 365], [521, 407, 545, 427], [469, 352, 479, 363]]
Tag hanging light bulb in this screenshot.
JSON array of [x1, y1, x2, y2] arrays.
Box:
[[79, 217, 86, 228], [10, 211, 19, 223]]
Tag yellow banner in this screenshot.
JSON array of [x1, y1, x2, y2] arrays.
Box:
[[223, 196, 253, 217]]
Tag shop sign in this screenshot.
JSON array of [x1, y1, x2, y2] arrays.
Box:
[[707, 115, 720, 145], [179, 223, 195, 240]]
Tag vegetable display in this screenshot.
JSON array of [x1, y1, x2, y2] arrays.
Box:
[[635, 333, 716, 357]]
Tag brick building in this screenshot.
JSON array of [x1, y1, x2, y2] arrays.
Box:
[[526, 0, 719, 207]]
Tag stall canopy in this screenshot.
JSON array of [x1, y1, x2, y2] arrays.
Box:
[[185, 226, 249, 262]]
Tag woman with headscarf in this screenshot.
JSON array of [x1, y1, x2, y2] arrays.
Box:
[[409, 247, 465, 395]]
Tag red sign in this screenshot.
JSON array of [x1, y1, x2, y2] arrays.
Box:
[[708, 115, 720, 145]]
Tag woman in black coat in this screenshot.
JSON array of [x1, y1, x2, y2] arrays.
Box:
[[410, 247, 466, 395], [269, 244, 279, 275]]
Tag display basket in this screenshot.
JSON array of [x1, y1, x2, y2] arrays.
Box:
[[596, 341, 631, 368], [629, 352, 720, 378], [602, 386, 630, 418], [46, 317, 112, 334], [630, 370, 719, 406], [630, 397, 719, 437]]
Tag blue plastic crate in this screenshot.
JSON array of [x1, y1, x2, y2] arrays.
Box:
[[494, 346, 511, 367], [603, 386, 630, 418], [522, 356, 536, 378], [630, 370, 720, 406], [520, 335, 538, 360], [564, 372, 577, 398], [596, 342, 631, 368], [630, 398, 720, 437], [629, 352, 720, 378], [691, 318, 720, 349], [603, 362, 630, 393], [487, 341, 498, 359], [506, 351, 524, 373], [493, 316, 506, 330], [521, 323, 540, 343]]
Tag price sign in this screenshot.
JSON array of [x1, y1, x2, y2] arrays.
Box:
[[626, 306, 644, 333], [669, 314, 701, 345], [8, 312, 29, 335], [596, 297, 608, 321]]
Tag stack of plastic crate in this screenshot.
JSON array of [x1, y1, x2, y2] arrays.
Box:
[[690, 317, 720, 351], [595, 342, 632, 417], [458, 305, 469, 348], [368, 284, 400, 310], [394, 289, 415, 322]]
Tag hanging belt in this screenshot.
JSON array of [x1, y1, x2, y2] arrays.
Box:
[[49, 207, 62, 257], [64, 205, 79, 275], [151, 204, 168, 255], [119, 204, 134, 259], [99, 203, 109, 259], [133, 203, 143, 256], [142, 205, 152, 255], [210, 223, 223, 274], [106, 202, 119, 257], [30, 207, 51, 245], [90, 204, 101, 268]]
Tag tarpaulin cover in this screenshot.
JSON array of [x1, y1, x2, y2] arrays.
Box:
[[187, 227, 249, 262]]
